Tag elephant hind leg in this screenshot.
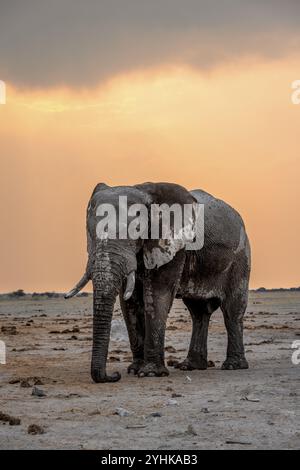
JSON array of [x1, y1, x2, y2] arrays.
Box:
[[221, 289, 249, 370], [176, 297, 220, 370]]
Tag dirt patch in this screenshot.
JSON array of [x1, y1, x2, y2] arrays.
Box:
[[0, 292, 299, 449], [0, 412, 21, 426]]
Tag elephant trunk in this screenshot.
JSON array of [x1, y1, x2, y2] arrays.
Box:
[[65, 240, 137, 383], [91, 285, 120, 383], [90, 247, 134, 383]]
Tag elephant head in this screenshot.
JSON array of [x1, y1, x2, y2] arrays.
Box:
[[65, 182, 198, 383]]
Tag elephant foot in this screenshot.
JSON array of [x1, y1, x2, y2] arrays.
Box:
[[127, 358, 144, 375], [222, 356, 249, 370], [175, 357, 207, 371], [137, 362, 169, 378], [91, 370, 121, 383]]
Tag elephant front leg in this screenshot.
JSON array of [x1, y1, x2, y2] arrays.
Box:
[[138, 252, 185, 378], [138, 309, 170, 377], [138, 275, 169, 377], [119, 280, 145, 375]]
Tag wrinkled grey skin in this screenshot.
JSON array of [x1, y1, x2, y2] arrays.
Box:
[[66, 182, 250, 383]]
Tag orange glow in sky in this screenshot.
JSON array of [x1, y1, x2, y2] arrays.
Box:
[[0, 58, 299, 291]]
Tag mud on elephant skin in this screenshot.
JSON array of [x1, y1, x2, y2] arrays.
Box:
[[65, 182, 251, 382]]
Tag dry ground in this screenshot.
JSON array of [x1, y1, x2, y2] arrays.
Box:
[[0, 291, 299, 449]]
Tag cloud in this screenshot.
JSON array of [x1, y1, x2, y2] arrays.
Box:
[[1, 0, 300, 87]]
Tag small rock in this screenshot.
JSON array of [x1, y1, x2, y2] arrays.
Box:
[[20, 379, 31, 388], [186, 424, 197, 436], [1, 326, 17, 335], [111, 349, 125, 354], [55, 392, 82, 399], [9, 378, 20, 384], [61, 327, 79, 334], [0, 411, 21, 426], [28, 424, 45, 435], [241, 396, 260, 403], [108, 356, 120, 362], [31, 386, 46, 398], [225, 440, 252, 446], [201, 407, 209, 413], [147, 412, 162, 418], [185, 375, 192, 383], [115, 407, 131, 417], [9, 416, 21, 426], [165, 346, 177, 353], [88, 409, 101, 416], [33, 378, 44, 386], [167, 358, 179, 367], [171, 393, 183, 398], [166, 399, 178, 406]]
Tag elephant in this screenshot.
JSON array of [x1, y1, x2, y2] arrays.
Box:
[[65, 182, 251, 383]]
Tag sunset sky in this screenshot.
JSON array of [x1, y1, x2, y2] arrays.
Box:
[[0, 1, 299, 291]]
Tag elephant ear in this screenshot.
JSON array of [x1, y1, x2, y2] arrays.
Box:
[[134, 182, 199, 270], [87, 182, 110, 239], [90, 182, 109, 198], [143, 237, 186, 269]]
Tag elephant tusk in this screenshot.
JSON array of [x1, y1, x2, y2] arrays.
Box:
[[123, 271, 136, 301], [64, 272, 90, 299]]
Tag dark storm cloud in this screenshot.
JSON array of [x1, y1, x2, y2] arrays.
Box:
[[1, 0, 300, 87]]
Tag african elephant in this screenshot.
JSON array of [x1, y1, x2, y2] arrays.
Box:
[[65, 182, 251, 383]]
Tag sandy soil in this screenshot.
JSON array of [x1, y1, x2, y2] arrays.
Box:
[[0, 292, 299, 449]]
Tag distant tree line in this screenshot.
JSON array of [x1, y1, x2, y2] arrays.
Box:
[[253, 286, 300, 292], [1, 290, 90, 299], [1, 287, 299, 299]]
